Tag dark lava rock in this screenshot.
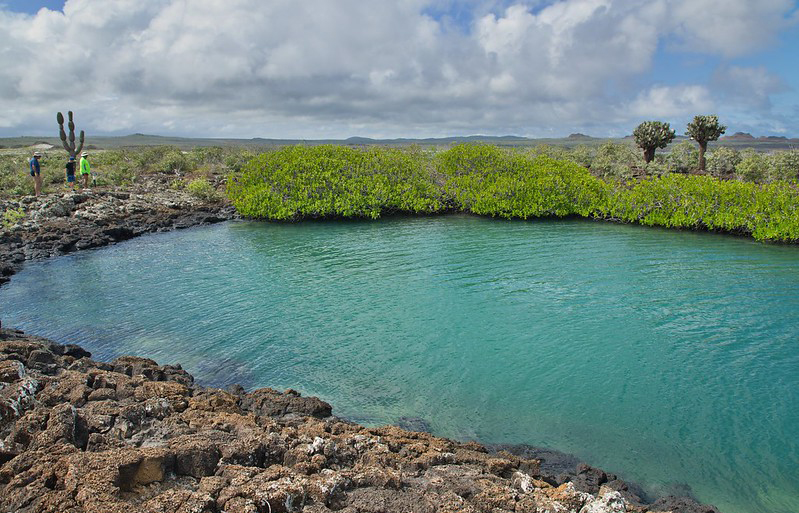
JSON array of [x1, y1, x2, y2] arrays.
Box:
[[651, 495, 722, 513], [0, 177, 236, 287], [241, 387, 333, 418], [396, 416, 432, 433], [489, 443, 582, 478]]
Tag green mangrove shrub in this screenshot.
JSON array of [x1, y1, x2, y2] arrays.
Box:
[[227, 145, 444, 220], [436, 144, 610, 218], [603, 174, 799, 241], [225, 143, 799, 243]]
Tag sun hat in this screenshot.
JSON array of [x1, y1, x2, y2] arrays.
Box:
[[33, 152, 42, 157], [81, 151, 88, 157]]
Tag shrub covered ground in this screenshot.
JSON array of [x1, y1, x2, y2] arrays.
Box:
[[228, 144, 799, 243], [3, 142, 798, 242], [0, 146, 252, 199]]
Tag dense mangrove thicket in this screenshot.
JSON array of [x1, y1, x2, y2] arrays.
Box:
[[606, 175, 799, 241], [227, 145, 444, 219], [227, 144, 799, 242], [436, 144, 609, 218]]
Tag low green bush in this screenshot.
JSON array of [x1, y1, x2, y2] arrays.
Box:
[[0, 158, 33, 197], [736, 150, 768, 183], [706, 147, 741, 178], [187, 178, 221, 202], [590, 142, 642, 180], [2, 207, 25, 230], [768, 150, 799, 182], [667, 140, 699, 174], [157, 150, 193, 174], [567, 144, 594, 169]]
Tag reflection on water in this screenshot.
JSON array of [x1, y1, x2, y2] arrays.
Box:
[[1, 216, 798, 513]]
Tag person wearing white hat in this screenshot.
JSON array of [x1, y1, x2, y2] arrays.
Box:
[[79, 151, 91, 189], [29, 152, 42, 196]]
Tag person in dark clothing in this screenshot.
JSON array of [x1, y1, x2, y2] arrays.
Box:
[[65, 156, 76, 189], [29, 152, 42, 196]]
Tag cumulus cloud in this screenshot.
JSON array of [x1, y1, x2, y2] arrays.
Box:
[[669, 0, 797, 57], [0, 0, 796, 138], [628, 85, 714, 118]]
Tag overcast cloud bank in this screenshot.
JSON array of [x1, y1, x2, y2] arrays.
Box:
[[1, 0, 797, 138]]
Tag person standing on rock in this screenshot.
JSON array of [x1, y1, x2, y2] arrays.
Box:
[[29, 152, 42, 196], [79, 151, 91, 189], [64, 156, 76, 189]]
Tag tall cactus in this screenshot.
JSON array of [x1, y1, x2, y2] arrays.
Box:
[[56, 111, 85, 158]]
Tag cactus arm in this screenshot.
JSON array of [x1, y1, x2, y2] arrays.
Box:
[[75, 131, 85, 156], [58, 120, 72, 154], [68, 112, 75, 144]]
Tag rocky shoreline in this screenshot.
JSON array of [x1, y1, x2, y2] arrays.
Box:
[[0, 329, 720, 513], [0, 174, 236, 286], [0, 178, 721, 512]]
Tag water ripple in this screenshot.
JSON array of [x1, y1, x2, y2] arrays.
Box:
[[1, 218, 798, 513]]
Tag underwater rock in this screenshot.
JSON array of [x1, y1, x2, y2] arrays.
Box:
[[0, 328, 723, 513]]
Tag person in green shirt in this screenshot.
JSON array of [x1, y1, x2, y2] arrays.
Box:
[[79, 151, 91, 189]]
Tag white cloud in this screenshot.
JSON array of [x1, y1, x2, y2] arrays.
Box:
[[628, 85, 715, 118], [669, 0, 797, 57], [0, 0, 796, 138]]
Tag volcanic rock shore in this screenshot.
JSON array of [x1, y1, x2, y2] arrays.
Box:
[[0, 179, 721, 513], [0, 329, 720, 513], [0, 175, 235, 286]]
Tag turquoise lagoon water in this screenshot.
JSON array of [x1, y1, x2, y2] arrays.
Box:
[[1, 216, 798, 513]]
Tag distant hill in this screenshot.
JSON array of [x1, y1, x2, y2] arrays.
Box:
[[1, 132, 796, 151], [723, 132, 755, 141]]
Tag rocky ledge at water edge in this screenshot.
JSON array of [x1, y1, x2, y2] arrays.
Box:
[[0, 174, 236, 286], [0, 328, 721, 513]]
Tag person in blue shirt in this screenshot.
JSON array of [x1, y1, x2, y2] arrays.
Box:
[[29, 152, 42, 196]]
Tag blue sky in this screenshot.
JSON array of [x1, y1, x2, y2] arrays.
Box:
[[1, 0, 797, 139], [1, 0, 64, 14]]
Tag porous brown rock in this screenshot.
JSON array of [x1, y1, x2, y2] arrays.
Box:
[[0, 328, 722, 513]]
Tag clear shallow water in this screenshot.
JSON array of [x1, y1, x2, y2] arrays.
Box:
[[1, 216, 798, 513]]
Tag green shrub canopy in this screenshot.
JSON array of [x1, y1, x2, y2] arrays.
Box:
[[226, 143, 799, 243]]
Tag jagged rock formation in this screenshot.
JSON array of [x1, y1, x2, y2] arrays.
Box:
[[0, 329, 720, 513], [0, 176, 235, 285]]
